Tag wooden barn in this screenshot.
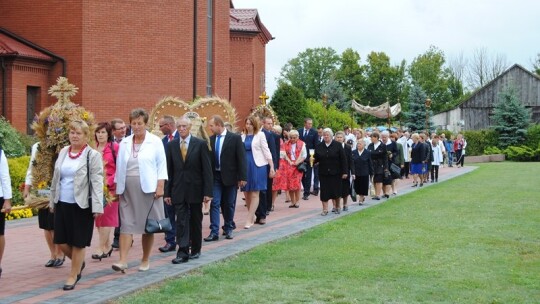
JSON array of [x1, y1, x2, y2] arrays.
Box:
[[432, 64, 540, 131]]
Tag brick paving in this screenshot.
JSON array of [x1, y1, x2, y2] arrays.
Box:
[[0, 166, 475, 303]]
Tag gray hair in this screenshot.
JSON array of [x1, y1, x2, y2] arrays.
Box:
[[323, 128, 333, 137]]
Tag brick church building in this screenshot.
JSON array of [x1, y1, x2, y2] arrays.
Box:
[[0, 0, 272, 134]]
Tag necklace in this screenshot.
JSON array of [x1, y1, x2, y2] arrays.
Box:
[[132, 141, 142, 158], [68, 144, 87, 159]]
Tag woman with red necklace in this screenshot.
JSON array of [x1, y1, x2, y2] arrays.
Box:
[[112, 108, 167, 273], [91, 122, 119, 261], [49, 120, 104, 290]]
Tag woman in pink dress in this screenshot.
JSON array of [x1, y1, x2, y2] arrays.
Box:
[[283, 130, 306, 208], [91, 122, 119, 261]]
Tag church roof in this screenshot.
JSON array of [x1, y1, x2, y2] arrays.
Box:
[[0, 30, 54, 61], [230, 8, 273, 43]]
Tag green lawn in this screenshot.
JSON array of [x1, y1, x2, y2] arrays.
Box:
[[118, 163, 540, 303]]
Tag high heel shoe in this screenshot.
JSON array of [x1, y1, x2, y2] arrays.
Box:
[[112, 263, 128, 273]]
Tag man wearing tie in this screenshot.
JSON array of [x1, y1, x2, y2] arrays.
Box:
[[298, 118, 318, 200], [158, 115, 179, 253], [205, 115, 247, 241], [164, 116, 212, 264]]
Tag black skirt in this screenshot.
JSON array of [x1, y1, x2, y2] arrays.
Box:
[[319, 175, 342, 202], [53, 201, 94, 248], [0, 198, 4, 235], [38, 208, 55, 231], [353, 176, 370, 196]]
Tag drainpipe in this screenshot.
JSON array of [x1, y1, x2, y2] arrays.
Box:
[[0, 27, 66, 76], [1, 57, 6, 117], [192, 0, 197, 99]]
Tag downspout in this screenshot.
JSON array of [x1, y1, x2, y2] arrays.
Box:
[[1, 57, 6, 117], [192, 0, 197, 99], [0, 27, 66, 76]]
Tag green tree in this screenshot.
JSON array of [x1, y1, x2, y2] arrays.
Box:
[[278, 47, 340, 100], [533, 53, 540, 76], [360, 51, 407, 107], [408, 45, 457, 113], [491, 87, 531, 148], [0, 116, 26, 157], [403, 86, 431, 132], [270, 83, 308, 127], [335, 48, 364, 101]]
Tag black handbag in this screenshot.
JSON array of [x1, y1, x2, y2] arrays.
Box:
[[297, 162, 308, 173], [389, 162, 401, 179], [145, 199, 172, 234]]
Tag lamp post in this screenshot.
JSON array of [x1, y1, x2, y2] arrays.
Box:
[[425, 97, 432, 133], [322, 94, 328, 127]]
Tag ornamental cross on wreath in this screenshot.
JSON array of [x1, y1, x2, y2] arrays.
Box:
[[48, 76, 79, 103]]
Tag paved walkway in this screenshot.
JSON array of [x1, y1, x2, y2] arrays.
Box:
[[0, 166, 475, 303]]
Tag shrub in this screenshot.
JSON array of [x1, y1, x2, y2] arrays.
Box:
[[462, 129, 498, 156], [504, 145, 539, 162], [7, 156, 30, 206], [525, 124, 540, 149], [484, 146, 503, 155], [0, 116, 26, 157]]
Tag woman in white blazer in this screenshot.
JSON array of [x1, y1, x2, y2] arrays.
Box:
[[112, 108, 167, 273], [49, 120, 104, 290], [240, 116, 275, 228]]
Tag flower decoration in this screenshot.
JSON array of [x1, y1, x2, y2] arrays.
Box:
[[28, 77, 96, 204]]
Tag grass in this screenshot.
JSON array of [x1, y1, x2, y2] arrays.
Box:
[[118, 163, 540, 303]]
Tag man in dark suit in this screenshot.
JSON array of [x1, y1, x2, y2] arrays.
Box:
[[205, 115, 247, 241], [298, 118, 318, 200], [164, 116, 213, 264], [158, 115, 180, 253], [256, 116, 279, 224]]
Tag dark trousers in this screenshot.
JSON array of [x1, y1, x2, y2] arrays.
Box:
[[209, 172, 237, 235], [257, 166, 272, 219], [402, 162, 410, 178], [301, 162, 313, 196], [456, 150, 465, 167], [164, 203, 177, 245], [313, 164, 320, 191], [175, 202, 202, 258], [430, 165, 439, 181]]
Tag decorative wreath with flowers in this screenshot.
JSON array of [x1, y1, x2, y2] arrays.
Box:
[[26, 77, 96, 208]]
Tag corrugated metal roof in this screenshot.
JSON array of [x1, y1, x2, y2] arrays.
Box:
[[0, 31, 53, 61]]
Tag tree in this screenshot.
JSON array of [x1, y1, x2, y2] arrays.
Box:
[[278, 47, 340, 100], [403, 86, 431, 132], [491, 87, 531, 148], [360, 51, 407, 107], [533, 53, 540, 76], [408, 46, 455, 113], [270, 83, 308, 128], [466, 47, 509, 90], [334, 48, 364, 101]]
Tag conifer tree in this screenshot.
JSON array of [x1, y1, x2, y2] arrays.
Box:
[[491, 87, 531, 148], [404, 86, 432, 132]]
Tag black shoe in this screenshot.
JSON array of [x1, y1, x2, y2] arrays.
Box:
[[302, 195, 309, 200], [53, 257, 65, 267], [189, 252, 201, 259], [159, 243, 176, 252], [45, 259, 56, 267], [225, 232, 234, 240], [204, 234, 219, 242], [111, 238, 119, 249], [172, 256, 189, 264]]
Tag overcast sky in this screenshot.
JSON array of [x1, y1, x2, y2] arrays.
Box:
[[234, 0, 540, 97]]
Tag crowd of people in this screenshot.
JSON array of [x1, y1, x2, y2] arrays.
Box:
[[0, 109, 469, 291]]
